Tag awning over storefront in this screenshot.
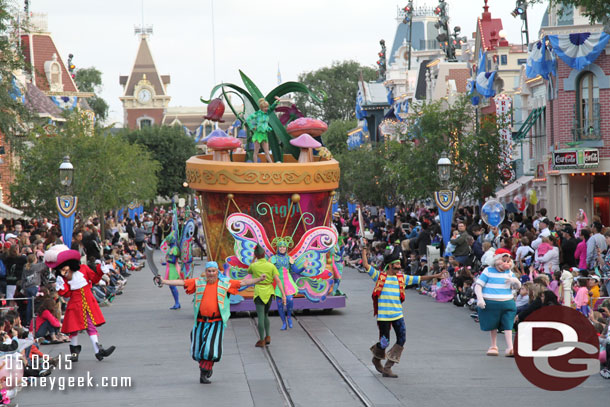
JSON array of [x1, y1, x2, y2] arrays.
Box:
[[514, 107, 544, 141], [495, 175, 534, 200], [0, 202, 25, 220]]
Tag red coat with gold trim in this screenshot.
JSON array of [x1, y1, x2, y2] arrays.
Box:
[[58, 264, 106, 334]]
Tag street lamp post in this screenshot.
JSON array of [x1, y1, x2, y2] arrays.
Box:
[[437, 151, 451, 187], [56, 156, 78, 247], [59, 155, 74, 193], [434, 151, 456, 257]]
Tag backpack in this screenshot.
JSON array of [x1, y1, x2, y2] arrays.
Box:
[[0, 260, 5, 278]]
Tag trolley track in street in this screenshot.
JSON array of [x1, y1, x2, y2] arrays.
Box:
[[248, 313, 375, 407]]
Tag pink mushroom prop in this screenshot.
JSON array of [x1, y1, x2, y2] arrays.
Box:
[[286, 117, 328, 138], [207, 136, 241, 162], [290, 133, 321, 163]]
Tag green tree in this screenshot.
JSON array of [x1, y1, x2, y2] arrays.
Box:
[[335, 143, 396, 206], [530, 1, 610, 30], [336, 96, 504, 206], [0, 0, 35, 151], [120, 125, 197, 198], [386, 96, 504, 203], [322, 119, 356, 156], [295, 61, 377, 122], [10, 113, 160, 219], [74, 67, 109, 122]]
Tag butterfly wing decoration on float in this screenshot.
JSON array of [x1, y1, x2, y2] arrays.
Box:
[[180, 218, 196, 278], [225, 213, 275, 292], [226, 212, 337, 302], [288, 226, 337, 302]]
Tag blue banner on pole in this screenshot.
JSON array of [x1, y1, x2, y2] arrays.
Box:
[[347, 202, 356, 216], [56, 196, 78, 247], [128, 202, 137, 220], [438, 207, 454, 256], [118, 207, 124, 222], [384, 206, 396, 224], [434, 190, 458, 257], [332, 202, 338, 216]]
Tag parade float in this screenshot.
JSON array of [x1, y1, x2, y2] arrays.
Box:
[[185, 71, 345, 312]]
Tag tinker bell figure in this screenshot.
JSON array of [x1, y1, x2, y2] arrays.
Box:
[[246, 96, 281, 163], [270, 237, 299, 330]]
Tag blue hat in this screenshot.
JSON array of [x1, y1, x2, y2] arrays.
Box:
[[205, 261, 219, 269]]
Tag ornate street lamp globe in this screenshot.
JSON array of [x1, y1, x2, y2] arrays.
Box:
[[59, 155, 74, 189], [437, 151, 451, 184]]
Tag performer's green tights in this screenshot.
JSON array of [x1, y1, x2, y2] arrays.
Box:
[[254, 297, 271, 340]]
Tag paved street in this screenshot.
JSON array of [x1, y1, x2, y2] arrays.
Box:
[[19, 252, 610, 407]]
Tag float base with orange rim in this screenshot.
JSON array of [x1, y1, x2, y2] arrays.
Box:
[[186, 153, 345, 311]]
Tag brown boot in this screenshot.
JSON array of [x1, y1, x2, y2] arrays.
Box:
[[370, 344, 385, 373], [255, 339, 266, 348], [382, 344, 404, 378], [382, 360, 398, 378], [265, 336, 271, 345]]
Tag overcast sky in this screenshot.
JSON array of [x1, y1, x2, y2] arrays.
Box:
[[29, 0, 548, 126]]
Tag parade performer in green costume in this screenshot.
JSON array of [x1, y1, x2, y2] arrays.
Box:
[[270, 237, 299, 330], [246, 96, 281, 163], [248, 245, 286, 347]]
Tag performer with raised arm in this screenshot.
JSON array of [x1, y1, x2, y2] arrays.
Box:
[[44, 245, 116, 363], [157, 261, 265, 383], [362, 243, 441, 378]]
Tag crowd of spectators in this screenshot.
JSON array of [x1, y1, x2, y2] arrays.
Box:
[[0, 209, 163, 404], [333, 204, 610, 380]]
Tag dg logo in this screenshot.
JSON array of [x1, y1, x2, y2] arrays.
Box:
[[514, 305, 599, 391]]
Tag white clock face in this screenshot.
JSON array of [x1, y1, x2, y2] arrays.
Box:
[[137, 89, 152, 103]]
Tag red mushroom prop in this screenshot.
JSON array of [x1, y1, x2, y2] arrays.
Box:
[[290, 133, 321, 163], [207, 136, 241, 162], [286, 117, 328, 138], [203, 98, 226, 123]]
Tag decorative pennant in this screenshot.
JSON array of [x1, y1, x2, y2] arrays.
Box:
[[56, 195, 78, 247], [526, 40, 556, 79], [547, 32, 610, 70]]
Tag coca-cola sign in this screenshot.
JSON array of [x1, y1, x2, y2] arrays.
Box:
[[553, 151, 577, 167], [552, 149, 599, 169]]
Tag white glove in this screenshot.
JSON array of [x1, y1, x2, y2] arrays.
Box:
[[477, 298, 486, 309], [55, 276, 65, 292]]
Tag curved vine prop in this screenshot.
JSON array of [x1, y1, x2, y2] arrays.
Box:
[[201, 70, 326, 162]]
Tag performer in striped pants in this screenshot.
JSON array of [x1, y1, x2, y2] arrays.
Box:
[[158, 262, 264, 383]]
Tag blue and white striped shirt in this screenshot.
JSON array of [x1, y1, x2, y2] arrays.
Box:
[[368, 266, 421, 321], [475, 266, 515, 300]]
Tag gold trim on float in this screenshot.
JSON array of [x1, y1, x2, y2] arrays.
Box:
[[186, 154, 340, 193]]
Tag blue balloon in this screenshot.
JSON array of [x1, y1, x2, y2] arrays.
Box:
[[481, 199, 505, 228]]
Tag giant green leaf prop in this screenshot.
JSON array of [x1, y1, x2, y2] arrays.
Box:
[[201, 71, 326, 161]]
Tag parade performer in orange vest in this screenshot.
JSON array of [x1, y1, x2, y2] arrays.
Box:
[[362, 245, 440, 378], [157, 261, 265, 383]]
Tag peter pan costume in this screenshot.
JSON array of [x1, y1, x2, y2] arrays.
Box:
[[247, 257, 280, 345]]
